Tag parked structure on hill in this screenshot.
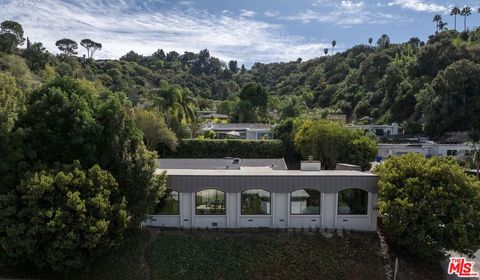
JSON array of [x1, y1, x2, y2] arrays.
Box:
[[146, 159, 378, 231], [202, 123, 273, 140]]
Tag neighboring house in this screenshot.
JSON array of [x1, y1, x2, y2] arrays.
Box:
[[198, 111, 229, 120], [377, 143, 474, 159], [202, 123, 273, 140], [347, 123, 400, 137], [157, 158, 288, 170], [145, 160, 378, 231]]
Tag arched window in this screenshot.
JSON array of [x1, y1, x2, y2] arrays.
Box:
[[338, 188, 368, 215], [290, 189, 321, 215], [241, 189, 271, 215], [154, 189, 179, 215], [195, 189, 226, 215]]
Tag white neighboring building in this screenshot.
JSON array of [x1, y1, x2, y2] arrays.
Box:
[[145, 161, 378, 231], [347, 123, 400, 137], [202, 123, 273, 140], [378, 143, 474, 159]]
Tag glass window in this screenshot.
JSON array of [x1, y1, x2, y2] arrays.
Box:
[[290, 189, 321, 215], [338, 189, 368, 215], [241, 189, 271, 215], [195, 189, 226, 215], [154, 189, 179, 215]]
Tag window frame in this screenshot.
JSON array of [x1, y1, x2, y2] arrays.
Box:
[[195, 188, 226, 216], [337, 188, 369, 216], [240, 188, 272, 216], [290, 188, 321, 215]]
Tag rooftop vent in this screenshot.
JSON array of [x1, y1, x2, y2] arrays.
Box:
[[301, 157, 321, 171]]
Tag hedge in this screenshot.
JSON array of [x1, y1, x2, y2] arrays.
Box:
[[162, 139, 285, 158]]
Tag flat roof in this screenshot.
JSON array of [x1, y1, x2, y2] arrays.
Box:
[[157, 158, 288, 170], [156, 168, 375, 177]]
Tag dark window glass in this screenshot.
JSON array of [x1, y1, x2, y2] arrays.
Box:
[[291, 189, 321, 215], [154, 189, 179, 215], [338, 189, 368, 215], [195, 189, 226, 215], [241, 189, 271, 215]]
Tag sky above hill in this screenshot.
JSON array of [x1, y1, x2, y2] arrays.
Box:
[[1, 0, 478, 66]]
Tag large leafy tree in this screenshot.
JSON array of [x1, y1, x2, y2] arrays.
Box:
[[23, 41, 50, 70], [375, 154, 480, 260], [294, 120, 377, 170], [55, 38, 78, 56], [0, 20, 25, 53], [80, 39, 102, 59], [0, 162, 128, 271], [15, 77, 165, 221], [135, 109, 178, 151]]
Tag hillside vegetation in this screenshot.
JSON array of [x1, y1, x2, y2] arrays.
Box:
[[3, 21, 480, 138]]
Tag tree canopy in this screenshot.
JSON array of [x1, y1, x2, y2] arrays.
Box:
[[294, 120, 377, 170], [375, 154, 480, 260]]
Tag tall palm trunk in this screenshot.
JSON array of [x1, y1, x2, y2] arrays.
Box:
[[454, 15, 457, 30], [464, 16, 467, 31]]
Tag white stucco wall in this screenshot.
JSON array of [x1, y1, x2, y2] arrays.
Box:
[[146, 190, 377, 231]]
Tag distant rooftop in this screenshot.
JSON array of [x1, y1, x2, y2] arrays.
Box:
[[157, 158, 287, 170], [203, 123, 272, 131]]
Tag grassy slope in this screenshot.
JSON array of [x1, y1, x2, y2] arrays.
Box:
[[1, 228, 444, 280], [78, 228, 443, 280]]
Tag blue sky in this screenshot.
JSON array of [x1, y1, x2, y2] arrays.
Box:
[[1, 0, 479, 66]]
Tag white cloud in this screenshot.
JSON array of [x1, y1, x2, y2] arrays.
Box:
[[387, 0, 447, 12], [240, 9, 256, 18], [285, 1, 399, 27], [264, 10, 279, 17], [0, 0, 327, 65]]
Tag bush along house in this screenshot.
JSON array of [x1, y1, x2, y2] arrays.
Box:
[[145, 158, 378, 231]]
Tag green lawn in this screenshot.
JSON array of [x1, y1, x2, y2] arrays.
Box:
[[1, 228, 443, 280]]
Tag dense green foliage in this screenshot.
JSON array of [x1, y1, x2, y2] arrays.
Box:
[[294, 120, 377, 170], [164, 139, 285, 158], [3, 20, 480, 138], [0, 162, 128, 271], [0, 72, 25, 131], [0, 76, 166, 271], [134, 109, 178, 151], [375, 154, 480, 260]]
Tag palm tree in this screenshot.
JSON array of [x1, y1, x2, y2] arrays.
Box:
[[450, 7, 461, 30], [438, 21, 448, 32], [368, 37, 373, 46], [461, 6, 472, 32], [323, 48, 329, 56], [331, 40, 336, 55], [433, 14, 442, 33], [177, 87, 196, 123]]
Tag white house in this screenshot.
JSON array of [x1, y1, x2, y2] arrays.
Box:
[[202, 123, 273, 140], [377, 143, 474, 159], [145, 160, 378, 231], [347, 123, 400, 137]]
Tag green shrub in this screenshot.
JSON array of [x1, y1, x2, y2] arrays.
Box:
[[164, 139, 285, 158]]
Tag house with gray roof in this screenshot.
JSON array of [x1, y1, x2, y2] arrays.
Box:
[[202, 122, 273, 140], [145, 159, 378, 231]]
